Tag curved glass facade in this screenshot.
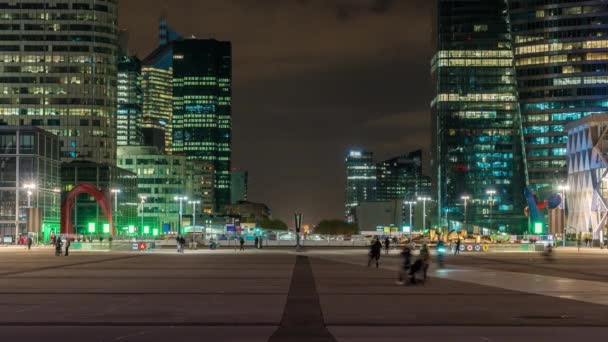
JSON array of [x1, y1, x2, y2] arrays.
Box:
[[510, 0, 608, 191], [0, 0, 118, 164]]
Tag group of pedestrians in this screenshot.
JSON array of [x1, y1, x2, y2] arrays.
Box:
[[53, 236, 71, 256], [367, 236, 436, 286]]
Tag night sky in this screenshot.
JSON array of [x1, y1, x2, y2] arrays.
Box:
[[119, 0, 433, 225]]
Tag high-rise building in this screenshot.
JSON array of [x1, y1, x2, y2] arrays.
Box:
[[509, 1, 608, 193], [172, 39, 232, 211], [117, 55, 143, 146], [230, 170, 248, 204], [140, 17, 181, 154], [142, 58, 173, 153], [0, 1, 119, 164], [376, 150, 430, 202], [345, 150, 376, 222], [431, 0, 526, 231]]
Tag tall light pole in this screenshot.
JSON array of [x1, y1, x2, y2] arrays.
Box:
[[557, 184, 569, 247], [405, 201, 416, 241], [461, 195, 470, 231], [486, 190, 496, 232], [139, 196, 147, 236], [417, 197, 431, 230], [24, 183, 36, 208], [174, 196, 187, 235], [111, 189, 120, 236], [189, 200, 200, 228]]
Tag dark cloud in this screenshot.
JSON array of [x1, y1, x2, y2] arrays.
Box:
[[119, 0, 433, 225]]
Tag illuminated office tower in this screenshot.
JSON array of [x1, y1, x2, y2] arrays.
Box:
[[431, 0, 525, 231], [509, 1, 608, 192], [344, 150, 376, 223], [0, 0, 118, 164], [142, 41, 174, 153], [117, 55, 143, 146], [172, 39, 232, 211]]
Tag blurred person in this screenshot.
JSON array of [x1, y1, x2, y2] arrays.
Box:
[[396, 246, 412, 285], [384, 237, 391, 255], [368, 238, 382, 268]]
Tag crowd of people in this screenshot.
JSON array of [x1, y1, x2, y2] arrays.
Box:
[[368, 237, 451, 286]]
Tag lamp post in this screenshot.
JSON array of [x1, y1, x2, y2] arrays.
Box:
[[140, 196, 147, 237], [405, 201, 416, 241], [174, 196, 187, 235], [110, 189, 120, 236], [23, 183, 36, 208], [417, 197, 431, 230], [486, 190, 496, 233], [189, 200, 200, 228], [461, 195, 470, 231], [557, 184, 569, 247]]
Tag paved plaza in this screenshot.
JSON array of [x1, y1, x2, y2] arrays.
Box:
[[1, 247, 608, 341]]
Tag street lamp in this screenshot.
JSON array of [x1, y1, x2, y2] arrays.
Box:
[[557, 184, 569, 247], [174, 196, 188, 235], [23, 183, 36, 208], [140, 196, 147, 236], [404, 201, 416, 241], [188, 200, 200, 228], [110, 189, 120, 236], [417, 197, 431, 230], [486, 190, 496, 232], [461, 195, 470, 231]]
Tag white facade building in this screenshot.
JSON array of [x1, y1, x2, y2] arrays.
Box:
[[566, 114, 608, 241]]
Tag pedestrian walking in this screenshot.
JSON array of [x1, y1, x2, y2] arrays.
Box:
[[368, 238, 382, 268], [454, 238, 461, 255], [109, 236, 113, 249], [239, 236, 245, 251], [577, 236, 582, 252], [27, 236, 32, 250], [64, 238, 71, 256], [384, 237, 391, 256], [396, 246, 412, 285], [254, 236, 259, 249], [259, 236, 263, 249], [55, 237, 63, 256]]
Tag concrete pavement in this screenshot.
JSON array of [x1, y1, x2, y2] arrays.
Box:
[[0, 248, 607, 341]]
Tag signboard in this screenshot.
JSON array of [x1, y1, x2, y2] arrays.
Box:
[[163, 223, 171, 234], [3, 236, 12, 243], [88, 222, 95, 233], [402, 226, 411, 234], [152, 228, 159, 236], [226, 224, 236, 232], [143, 226, 150, 234], [103, 223, 110, 234]]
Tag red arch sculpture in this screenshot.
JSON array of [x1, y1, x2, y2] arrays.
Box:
[[60, 183, 114, 235]]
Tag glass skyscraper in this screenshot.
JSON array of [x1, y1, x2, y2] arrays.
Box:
[[0, 0, 118, 164], [344, 150, 376, 223], [432, 0, 526, 231], [509, 1, 608, 193], [117, 55, 143, 146], [376, 150, 430, 202], [172, 39, 232, 211], [142, 44, 173, 154]]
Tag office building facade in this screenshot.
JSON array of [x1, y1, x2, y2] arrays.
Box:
[[230, 170, 248, 204], [172, 39, 232, 211], [117, 146, 196, 231], [117, 55, 143, 146], [142, 64, 173, 153], [0, 127, 61, 239], [345, 150, 376, 222], [376, 150, 430, 202], [509, 1, 608, 193], [432, 0, 526, 231], [0, 0, 119, 164]]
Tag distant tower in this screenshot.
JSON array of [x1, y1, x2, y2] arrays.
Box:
[[345, 150, 376, 223]]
